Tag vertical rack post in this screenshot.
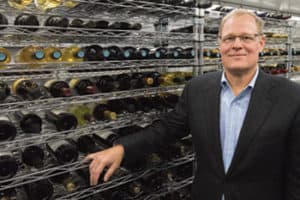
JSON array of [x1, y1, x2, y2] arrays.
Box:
[[193, 6, 205, 76], [286, 21, 294, 78]]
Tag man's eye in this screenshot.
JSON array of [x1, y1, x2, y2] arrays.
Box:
[[242, 36, 253, 41], [225, 37, 234, 41]]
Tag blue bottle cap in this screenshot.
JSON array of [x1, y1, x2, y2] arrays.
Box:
[[35, 51, 45, 60], [0, 53, 6, 61]]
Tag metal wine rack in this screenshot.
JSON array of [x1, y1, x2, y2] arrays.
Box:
[[0, 84, 184, 113], [0, 25, 195, 46], [0, 0, 194, 22]]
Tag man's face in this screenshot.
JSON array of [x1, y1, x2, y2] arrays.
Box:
[[219, 14, 265, 74]]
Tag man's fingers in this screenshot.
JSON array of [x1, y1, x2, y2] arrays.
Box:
[[104, 163, 118, 182], [90, 161, 105, 186]]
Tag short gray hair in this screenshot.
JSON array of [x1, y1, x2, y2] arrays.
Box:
[[219, 8, 265, 36]]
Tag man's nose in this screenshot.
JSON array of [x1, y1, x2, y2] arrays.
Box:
[[232, 37, 243, 48]]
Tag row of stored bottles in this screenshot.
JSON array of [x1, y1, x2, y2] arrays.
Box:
[[261, 64, 300, 74], [0, 71, 190, 100], [1, 46, 298, 68], [0, 13, 142, 32], [0, 46, 195, 67], [0, 93, 179, 139], [0, 162, 193, 200]]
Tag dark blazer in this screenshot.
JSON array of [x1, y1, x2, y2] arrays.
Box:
[[119, 70, 300, 200]]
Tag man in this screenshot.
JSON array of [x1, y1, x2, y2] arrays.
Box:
[[86, 9, 300, 200]]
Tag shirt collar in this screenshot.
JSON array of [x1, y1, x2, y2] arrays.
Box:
[[221, 67, 259, 89]]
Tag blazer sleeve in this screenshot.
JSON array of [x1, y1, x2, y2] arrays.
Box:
[[285, 105, 300, 200], [117, 81, 191, 165]]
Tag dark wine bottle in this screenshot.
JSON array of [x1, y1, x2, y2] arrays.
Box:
[[94, 75, 117, 93], [0, 81, 10, 101], [14, 13, 39, 32], [45, 110, 78, 131], [93, 130, 120, 147], [15, 111, 42, 133], [12, 78, 42, 100], [73, 135, 98, 153], [130, 23, 142, 30], [135, 97, 153, 113], [0, 13, 8, 30], [22, 145, 44, 168], [47, 139, 78, 164], [170, 25, 193, 33], [144, 71, 161, 87], [0, 116, 17, 141], [101, 46, 122, 60], [95, 20, 109, 29], [150, 47, 168, 59], [24, 179, 53, 200], [109, 21, 131, 30], [182, 47, 195, 59], [69, 18, 84, 28], [130, 73, 146, 89], [69, 78, 97, 95], [135, 47, 150, 59], [0, 152, 18, 180], [115, 74, 131, 90], [121, 46, 136, 60], [44, 16, 69, 32], [83, 20, 97, 32], [167, 47, 184, 59], [84, 45, 103, 61], [92, 103, 117, 121], [44, 79, 72, 97]]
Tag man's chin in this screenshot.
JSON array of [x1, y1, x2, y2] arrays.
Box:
[[225, 66, 252, 76]]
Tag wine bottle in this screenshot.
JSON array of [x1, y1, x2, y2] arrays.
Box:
[[170, 25, 193, 33], [182, 47, 195, 59], [35, 0, 61, 11], [45, 110, 78, 131], [130, 23, 142, 30], [63, 0, 78, 8], [44, 79, 72, 97], [70, 18, 84, 28], [95, 20, 109, 29], [93, 130, 120, 147], [135, 47, 150, 59], [115, 73, 131, 90], [130, 73, 147, 89], [14, 13, 39, 32], [84, 45, 102, 61], [12, 78, 42, 100], [0, 188, 27, 200], [121, 46, 136, 60], [135, 97, 152, 112], [61, 46, 85, 62], [0, 152, 18, 180], [73, 135, 99, 153], [167, 47, 184, 59], [69, 78, 97, 95], [68, 104, 93, 126], [14, 111, 42, 133], [22, 145, 44, 168], [8, 0, 32, 9], [109, 21, 131, 30], [44, 46, 62, 62], [210, 48, 220, 58], [24, 179, 53, 200], [94, 75, 117, 93], [47, 139, 78, 163], [159, 72, 185, 86], [0, 13, 8, 30], [0, 116, 17, 141], [144, 71, 161, 87], [0, 81, 10, 101], [15, 46, 46, 67], [92, 103, 117, 121], [150, 47, 168, 59], [44, 15, 69, 32], [83, 20, 97, 32], [0, 48, 11, 69], [101, 46, 121, 60]]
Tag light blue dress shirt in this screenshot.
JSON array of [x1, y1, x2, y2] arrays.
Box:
[[220, 68, 259, 200]]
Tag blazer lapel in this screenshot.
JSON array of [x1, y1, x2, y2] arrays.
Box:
[[226, 71, 275, 176], [202, 72, 225, 175]]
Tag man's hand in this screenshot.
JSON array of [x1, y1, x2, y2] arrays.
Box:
[[85, 144, 125, 186]]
